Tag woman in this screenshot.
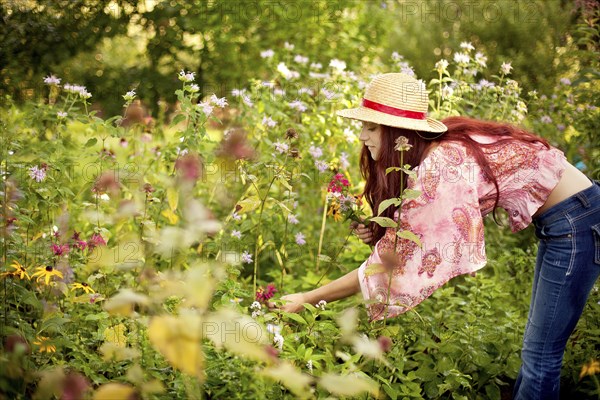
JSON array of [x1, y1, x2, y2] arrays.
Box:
[[272, 73, 600, 399]]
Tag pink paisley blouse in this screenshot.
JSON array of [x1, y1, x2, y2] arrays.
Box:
[[357, 134, 568, 321]]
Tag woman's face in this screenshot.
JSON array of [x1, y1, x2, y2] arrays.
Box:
[[359, 121, 382, 161]]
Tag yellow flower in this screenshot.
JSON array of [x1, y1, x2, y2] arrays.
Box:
[[580, 359, 600, 380], [0, 260, 31, 280], [71, 282, 95, 294], [33, 336, 56, 353], [327, 202, 343, 222], [31, 265, 63, 286]]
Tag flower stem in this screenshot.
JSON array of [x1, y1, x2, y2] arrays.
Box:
[[315, 194, 328, 273]]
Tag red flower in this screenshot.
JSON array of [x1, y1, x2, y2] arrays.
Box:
[[52, 244, 70, 256], [88, 233, 106, 248], [256, 283, 277, 302], [327, 173, 350, 193]]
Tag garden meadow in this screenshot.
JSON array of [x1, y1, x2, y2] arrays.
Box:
[[1, 1, 600, 400]]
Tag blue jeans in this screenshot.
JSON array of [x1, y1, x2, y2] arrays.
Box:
[[513, 180, 600, 399]]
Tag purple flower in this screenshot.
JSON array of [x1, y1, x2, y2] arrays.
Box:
[[288, 100, 307, 112], [88, 233, 106, 248], [256, 283, 277, 302], [29, 165, 47, 182], [315, 160, 329, 173], [540, 115, 553, 124], [232, 211, 241, 221], [51, 244, 70, 256], [262, 116, 277, 127], [288, 214, 299, 224], [560, 78, 571, 85], [231, 230, 242, 239], [308, 145, 323, 159], [295, 232, 306, 246], [241, 251, 253, 264], [274, 141, 289, 154]]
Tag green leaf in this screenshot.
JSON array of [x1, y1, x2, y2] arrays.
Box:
[[396, 230, 422, 247], [170, 113, 186, 127], [84, 138, 97, 147], [485, 383, 501, 400], [370, 216, 397, 228], [401, 189, 421, 200], [385, 167, 401, 174], [283, 312, 307, 325], [377, 198, 401, 216]]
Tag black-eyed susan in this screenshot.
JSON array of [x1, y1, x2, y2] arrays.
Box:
[[327, 201, 343, 222], [33, 336, 56, 353], [580, 359, 600, 380], [31, 265, 63, 285], [71, 282, 95, 294], [0, 260, 31, 280]]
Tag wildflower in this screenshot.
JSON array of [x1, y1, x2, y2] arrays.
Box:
[[285, 128, 298, 140], [88, 233, 107, 248], [175, 153, 203, 182], [31, 265, 64, 285], [287, 214, 299, 224], [475, 52, 487, 67], [580, 359, 600, 379], [273, 333, 284, 350], [230, 297, 243, 304], [378, 336, 393, 352], [197, 101, 214, 116], [441, 85, 454, 99], [288, 100, 307, 112], [329, 58, 347, 72], [394, 136, 413, 152], [178, 70, 195, 82], [460, 41, 475, 51], [315, 160, 328, 173], [260, 49, 274, 58], [328, 173, 350, 193], [242, 94, 254, 107], [241, 251, 253, 264], [308, 145, 323, 159], [277, 62, 295, 80], [310, 62, 322, 70], [274, 88, 286, 96], [435, 59, 449, 74], [560, 77, 571, 86], [400, 65, 415, 77], [343, 127, 357, 143], [540, 115, 553, 124], [0, 260, 30, 280], [122, 90, 136, 101], [500, 62, 513, 75], [306, 359, 313, 373], [327, 202, 343, 222], [262, 116, 277, 127], [250, 301, 262, 311], [189, 84, 200, 92], [453, 52, 470, 64], [29, 165, 47, 182], [266, 323, 281, 335], [256, 283, 277, 302], [57, 111, 68, 118], [73, 240, 87, 251], [295, 232, 306, 246], [340, 152, 350, 169], [33, 336, 56, 353], [391, 52, 403, 62], [51, 244, 70, 256], [92, 171, 120, 194], [43, 75, 61, 85], [294, 54, 309, 64], [316, 300, 327, 310], [210, 94, 228, 108], [232, 211, 241, 221], [284, 42, 295, 50], [274, 141, 289, 154], [231, 230, 242, 239], [71, 282, 95, 294]]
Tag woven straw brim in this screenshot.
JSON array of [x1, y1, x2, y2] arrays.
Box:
[[336, 107, 447, 133]]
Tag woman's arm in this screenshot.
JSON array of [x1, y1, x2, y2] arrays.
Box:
[[271, 268, 361, 313]]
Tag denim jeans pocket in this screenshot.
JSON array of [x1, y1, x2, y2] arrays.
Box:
[[536, 217, 573, 241], [592, 223, 600, 265]]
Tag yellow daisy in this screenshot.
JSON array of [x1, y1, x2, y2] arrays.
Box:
[[327, 202, 343, 222], [0, 260, 31, 280], [580, 359, 600, 380], [31, 265, 63, 286], [71, 282, 95, 294], [33, 336, 56, 353]]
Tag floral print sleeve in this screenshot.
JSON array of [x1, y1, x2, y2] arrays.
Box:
[[357, 142, 487, 321]]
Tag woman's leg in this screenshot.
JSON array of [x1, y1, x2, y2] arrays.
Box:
[[513, 212, 600, 399]]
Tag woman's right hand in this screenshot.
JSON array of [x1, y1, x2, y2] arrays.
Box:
[[268, 293, 306, 313], [350, 221, 373, 244]]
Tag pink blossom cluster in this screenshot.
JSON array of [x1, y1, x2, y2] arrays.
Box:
[[256, 283, 277, 303], [327, 173, 350, 193]]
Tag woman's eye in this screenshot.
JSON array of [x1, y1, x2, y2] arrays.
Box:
[[368, 127, 376, 131]]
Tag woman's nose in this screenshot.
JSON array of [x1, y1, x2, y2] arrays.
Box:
[[358, 128, 369, 141]]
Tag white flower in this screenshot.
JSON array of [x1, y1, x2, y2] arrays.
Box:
[[274, 88, 286, 96], [231, 88, 245, 97], [294, 54, 309, 64], [306, 360, 313, 373], [261, 81, 275, 88], [260, 49, 275, 58], [277, 62, 294, 80], [288, 100, 307, 112], [391, 52, 403, 62], [43, 75, 61, 85], [475, 52, 487, 67], [266, 324, 281, 335], [316, 300, 327, 310], [232, 211, 241, 221], [231, 230, 242, 239], [560, 78, 571, 85], [251, 310, 262, 318], [320, 88, 336, 100], [308, 145, 323, 159], [250, 301, 262, 311], [189, 84, 199, 92], [262, 116, 277, 127], [57, 111, 68, 118], [29, 166, 46, 182], [435, 59, 449, 73], [295, 232, 306, 246], [288, 214, 299, 224], [310, 62, 322, 70], [315, 160, 328, 173], [284, 42, 295, 50], [241, 250, 253, 264], [400, 64, 415, 77], [197, 101, 214, 116], [540, 115, 552, 124], [242, 95, 254, 107], [343, 127, 357, 143], [500, 62, 513, 75], [329, 58, 346, 72], [274, 141, 289, 154], [460, 41, 475, 51], [123, 90, 136, 101], [178, 70, 195, 82], [210, 94, 228, 108], [273, 333, 284, 350], [340, 152, 350, 169], [298, 87, 313, 96], [453, 52, 470, 64], [309, 72, 330, 79]]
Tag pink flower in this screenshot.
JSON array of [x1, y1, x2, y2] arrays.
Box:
[[327, 173, 350, 193], [256, 283, 277, 302], [88, 233, 106, 248], [51, 244, 70, 256]]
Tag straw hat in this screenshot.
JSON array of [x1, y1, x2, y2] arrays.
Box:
[[336, 73, 447, 134]]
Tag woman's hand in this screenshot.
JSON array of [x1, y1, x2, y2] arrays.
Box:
[[350, 221, 373, 244], [268, 293, 306, 313]]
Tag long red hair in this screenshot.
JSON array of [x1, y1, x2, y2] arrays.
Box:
[[360, 116, 550, 243]]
